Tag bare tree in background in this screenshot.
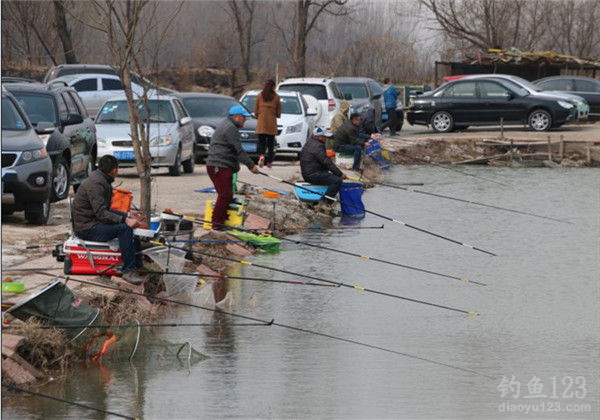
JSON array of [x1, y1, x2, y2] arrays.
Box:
[[545, 0, 600, 58], [226, 0, 262, 82], [53, 0, 78, 63], [273, 0, 349, 76]]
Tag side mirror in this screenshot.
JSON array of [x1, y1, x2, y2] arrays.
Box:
[[344, 93, 353, 100], [371, 93, 382, 100], [179, 116, 192, 126], [306, 108, 318, 116], [61, 113, 83, 126], [35, 121, 55, 134]]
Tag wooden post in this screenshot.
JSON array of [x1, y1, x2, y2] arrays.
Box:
[[510, 137, 514, 163], [559, 135, 564, 159], [547, 135, 552, 161], [586, 146, 591, 165], [500, 117, 504, 140]]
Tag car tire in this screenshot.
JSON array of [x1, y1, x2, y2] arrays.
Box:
[[25, 197, 50, 225], [528, 109, 552, 131], [182, 156, 194, 174], [168, 147, 182, 176], [431, 111, 454, 133], [51, 157, 70, 201]]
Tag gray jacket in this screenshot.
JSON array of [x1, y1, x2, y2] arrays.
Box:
[[206, 118, 255, 172], [72, 169, 126, 232], [300, 136, 342, 179]]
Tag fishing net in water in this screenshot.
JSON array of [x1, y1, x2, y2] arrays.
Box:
[[144, 246, 197, 298]]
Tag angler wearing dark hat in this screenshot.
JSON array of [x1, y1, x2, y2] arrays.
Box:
[[206, 105, 260, 228], [299, 126, 347, 200]]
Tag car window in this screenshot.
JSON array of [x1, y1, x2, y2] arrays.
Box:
[[96, 99, 176, 123], [539, 79, 574, 91], [240, 95, 256, 113], [300, 95, 309, 112], [69, 91, 88, 118], [330, 82, 343, 99], [173, 99, 188, 119], [102, 78, 123, 90], [278, 84, 327, 100], [498, 80, 529, 96], [443, 82, 477, 98], [479, 81, 511, 99], [1, 97, 28, 130], [62, 92, 79, 115], [337, 83, 369, 99], [73, 78, 97, 92], [12, 93, 58, 125], [182, 97, 239, 118], [368, 80, 383, 96], [574, 79, 600, 92], [280, 97, 302, 115]]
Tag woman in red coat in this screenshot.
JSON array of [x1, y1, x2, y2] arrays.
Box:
[[254, 79, 281, 168]]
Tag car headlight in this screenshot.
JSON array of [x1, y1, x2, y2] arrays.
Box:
[[198, 125, 215, 137], [37, 134, 51, 146], [19, 147, 48, 165], [150, 136, 173, 146], [285, 122, 303, 134], [558, 100, 574, 109], [97, 137, 108, 147]]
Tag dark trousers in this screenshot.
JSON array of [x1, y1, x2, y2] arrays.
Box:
[[76, 223, 141, 273], [207, 165, 234, 228], [335, 144, 363, 171], [305, 171, 343, 200], [257, 134, 275, 164], [384, 108, 399, 135]]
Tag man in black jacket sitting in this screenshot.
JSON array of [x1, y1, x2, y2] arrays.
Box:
[[333, 112, 370, 171], [72, 155, 146, 284], [300, 127, 347, 201]]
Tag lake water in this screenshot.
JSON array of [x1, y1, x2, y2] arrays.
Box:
[[3, 166, 599, 419]]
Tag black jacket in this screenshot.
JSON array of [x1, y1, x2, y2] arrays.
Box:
[[359, 108, 378, 139], [206, 117, 255, 172], [72, 170, 126, 232], [300, 136, 343, 179], [333, 119, 367, 149]]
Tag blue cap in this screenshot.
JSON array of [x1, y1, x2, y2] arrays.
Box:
[[228, 105, 252, 117], [313, 126, 333, 137]]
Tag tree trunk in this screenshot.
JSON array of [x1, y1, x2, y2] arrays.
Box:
[[53, 0, 78, 63], [294, 0, 308, 76]]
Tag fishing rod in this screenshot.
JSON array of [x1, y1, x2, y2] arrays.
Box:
[[151, 241, 479, 315], [306, 224, 385, 230], [258, 172, 497, 257], [3, 321, 273, 330], [29, 272, 492, 379], [373, 181, 571, 224], [2, 383, 134, 419], [161, 212, 481, 284], [419, 157, 508, 186]]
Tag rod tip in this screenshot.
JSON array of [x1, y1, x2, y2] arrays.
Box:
[[467, 311, 479, 316]]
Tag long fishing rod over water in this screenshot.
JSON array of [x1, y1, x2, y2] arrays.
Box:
[[151, 241, 479, 315], [28, 272, 493, 379], [257, 172, 497, 256]]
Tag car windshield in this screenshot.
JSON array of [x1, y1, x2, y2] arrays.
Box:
[[1, 97, 28, 131], [498, 80, 530, 97], [182, 97, 240, 118], [507, 76, 542, 92], [278, 84, 327, 100], [12, 93, 58, 125], [96, 99, 175, 123], [241, 95, 302, 115], [337, 83, 369, 99]]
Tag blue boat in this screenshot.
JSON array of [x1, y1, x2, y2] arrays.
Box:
[[294, 182, 328, 202]]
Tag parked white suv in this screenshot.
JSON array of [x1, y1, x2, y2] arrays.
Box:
[[277, 78, 344, 129]]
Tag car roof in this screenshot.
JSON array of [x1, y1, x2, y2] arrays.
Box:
[[4, 82, 63, 94], [103, 92, 177, 102], [279, 77, 333, 85], [174, 92, 235, 100], [332, 77, 373, 83], [50, 64, 114, 70], [243, 89, 299, 97], [535, 75, 599, 82]]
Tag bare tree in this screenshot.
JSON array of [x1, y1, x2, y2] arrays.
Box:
[[545, 0, 600, 58], [273, 0, 350, 76], [52, 0, 78, 63], [226, 0, 262, 82]]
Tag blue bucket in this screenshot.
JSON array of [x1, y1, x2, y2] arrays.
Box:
[[295, 183, 328, 202], [339, 182, 365, 217]]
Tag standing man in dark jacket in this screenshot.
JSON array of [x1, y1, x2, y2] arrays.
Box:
[[72, 155, 146, 284], [206, 105, 259, 228], [300, 127, 347, 200], [333, 113, 370, 171]]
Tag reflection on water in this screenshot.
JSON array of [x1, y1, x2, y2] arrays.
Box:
[[3, 167, 599, 419]]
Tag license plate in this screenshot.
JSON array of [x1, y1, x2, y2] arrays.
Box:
[[241, 142, 256, 153], [114, 151, 135, 160]]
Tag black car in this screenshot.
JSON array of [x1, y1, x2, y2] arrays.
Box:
[[174, 92, 260, 163], [2, 88, 53, 224], [406, 78, 578, 132], [534, 76, 600, 119], [5, 82, 97, 201]]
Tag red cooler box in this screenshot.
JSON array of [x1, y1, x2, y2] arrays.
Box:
[[62, 236, 123, 276]]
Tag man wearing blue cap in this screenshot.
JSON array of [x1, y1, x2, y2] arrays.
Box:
[[206, 105, 259, 228], [300, 126, 347, 201]]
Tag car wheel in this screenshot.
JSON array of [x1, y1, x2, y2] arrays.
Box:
[[182, 156, 194, 174], [528, 109, 552, 131], [168, 147, 182, 176], [25, 197, 51, 225], [431, 111, 454, 132], [51, 157, 70, 201]]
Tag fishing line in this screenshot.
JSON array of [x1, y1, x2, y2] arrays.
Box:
[[26, 272, 492, 379], [258, 172, 497, 256], [2, 321, 273, 330]]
